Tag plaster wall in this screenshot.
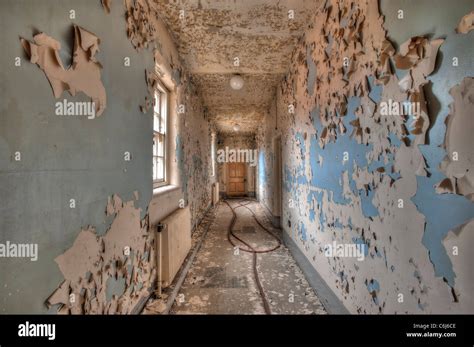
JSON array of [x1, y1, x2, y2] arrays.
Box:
[[0, 0, 214, 313], [257, 0, 474, 313]]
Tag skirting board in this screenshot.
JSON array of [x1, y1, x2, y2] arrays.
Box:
[[282, 230, 350, 315]]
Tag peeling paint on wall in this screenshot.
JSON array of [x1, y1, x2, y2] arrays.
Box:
[[174, 77, 214, 228], [140, 69, 160, 113], [258, 0, 474, 313], [46, 194, 155, 314], [101, 0, 111, 14], [20, 25, 107, 116], [121, 0, 215, 229], [456, 10, 474, 34], [125, 0, 158, 51], [439, 77, 474, 201], [1, 0, 215, 313]]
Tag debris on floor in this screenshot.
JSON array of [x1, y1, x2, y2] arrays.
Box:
[[144, 199, 327, 315]]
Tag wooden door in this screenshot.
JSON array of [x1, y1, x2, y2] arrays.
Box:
[[227, 162, 246, 196]]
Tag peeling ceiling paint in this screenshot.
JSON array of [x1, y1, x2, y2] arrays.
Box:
[[153, 0, 322, 134], [192, 73, 281, 134]]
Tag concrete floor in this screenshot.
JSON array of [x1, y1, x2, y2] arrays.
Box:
[[145, 199, 327, 315]]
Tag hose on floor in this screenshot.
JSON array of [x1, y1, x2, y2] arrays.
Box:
[[224, 198, 281, 315]]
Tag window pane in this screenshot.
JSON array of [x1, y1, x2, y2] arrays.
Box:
[[153, 114, 159, 132], [153, 82, 168, 184], [157, 157, 164, 181], [157, 134, 164, 156], [153, 134, 164, 157], [160, 114, 165, 133], [161, 98, 167, 133]]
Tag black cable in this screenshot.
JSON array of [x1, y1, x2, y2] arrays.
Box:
[[224, 199, 281, 314]]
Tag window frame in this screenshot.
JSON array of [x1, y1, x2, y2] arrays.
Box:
[[153, 80, 169, 188]]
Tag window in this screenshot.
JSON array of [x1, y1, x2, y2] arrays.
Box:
[[153, 82, 168, 186]]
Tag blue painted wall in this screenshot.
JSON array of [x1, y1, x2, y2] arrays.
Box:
[[259, 0, 474, 313]]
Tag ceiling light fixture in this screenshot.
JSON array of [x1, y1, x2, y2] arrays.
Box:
[[233, 124, 241, 132], [230, 74, 244, 90]]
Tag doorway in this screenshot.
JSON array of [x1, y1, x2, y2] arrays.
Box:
[[227, 162, 246, 196]]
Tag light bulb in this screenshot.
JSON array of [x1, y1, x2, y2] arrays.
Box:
[[233, 124, 240, 131], [230, 75, 244, 90]]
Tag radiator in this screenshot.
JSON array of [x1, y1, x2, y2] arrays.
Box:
[[156, 206, 191, 288], [212, 182, 220, 205]]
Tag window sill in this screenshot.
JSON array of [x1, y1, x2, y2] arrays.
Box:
[[153, 184, 180, 197]]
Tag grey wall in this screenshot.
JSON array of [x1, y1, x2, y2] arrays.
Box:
[[0, 0, 154, 313]]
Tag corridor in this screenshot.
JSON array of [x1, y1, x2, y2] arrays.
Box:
[[145, 199, 327, 315]]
